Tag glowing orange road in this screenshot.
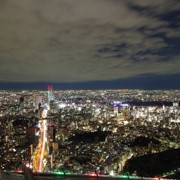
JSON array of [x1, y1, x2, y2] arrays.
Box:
[[34, 118, 47, 172], [39, 120, 47, 172]]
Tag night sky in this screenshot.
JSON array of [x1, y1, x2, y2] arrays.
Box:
[[0, 0, 180, 90]]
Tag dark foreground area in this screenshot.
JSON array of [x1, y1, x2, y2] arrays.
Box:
[[123, 148, 180, 178]]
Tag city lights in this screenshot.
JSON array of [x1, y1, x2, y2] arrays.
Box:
[[0, 89, 179, 179]]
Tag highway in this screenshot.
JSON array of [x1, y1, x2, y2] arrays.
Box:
[[39, 119, 47, 172], [33, 110, 48, 172]]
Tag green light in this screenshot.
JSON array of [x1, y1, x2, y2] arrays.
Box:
[[118, 175, 128, 178], [118, 175, 134, 179], [52, 172, 63, 175], [52, 171, 71, 175]]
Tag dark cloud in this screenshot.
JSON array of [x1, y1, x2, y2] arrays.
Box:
[[0, 0, 180, 83]]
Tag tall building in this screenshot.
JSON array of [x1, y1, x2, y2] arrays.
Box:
[[33, 95, 42, 109], [48, 86, 54, 106]]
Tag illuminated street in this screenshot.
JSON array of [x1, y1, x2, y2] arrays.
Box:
[[39, 119, 47, 172], [33, 110, 48, 172]]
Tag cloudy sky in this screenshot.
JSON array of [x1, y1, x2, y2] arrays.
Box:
[[0, 0, 180, 89]]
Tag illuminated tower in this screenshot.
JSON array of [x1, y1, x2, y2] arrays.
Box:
[[48, 85, 54, 106]]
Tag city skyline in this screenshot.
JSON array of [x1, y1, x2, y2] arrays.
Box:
[[0, 0, 180, 89], [0, 89, 180, 178]]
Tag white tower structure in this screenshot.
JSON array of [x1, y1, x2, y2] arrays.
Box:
[[48, 85, 54, 106]]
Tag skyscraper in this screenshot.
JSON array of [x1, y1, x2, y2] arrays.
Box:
[[33, 94, 42, 109], [47, 86, 54, 106]]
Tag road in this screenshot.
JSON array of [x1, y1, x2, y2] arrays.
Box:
[[33, 110, 48, 172], [39, 119, 47, 172]]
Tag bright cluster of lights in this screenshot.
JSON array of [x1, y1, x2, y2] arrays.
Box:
[[59, 103, 66, 108], [110, 170, 114, 176], [41, 109, 47, 119], [25, 163, 33, 169]]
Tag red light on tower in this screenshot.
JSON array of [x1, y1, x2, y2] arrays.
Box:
[[48, 85, 53, 91]]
